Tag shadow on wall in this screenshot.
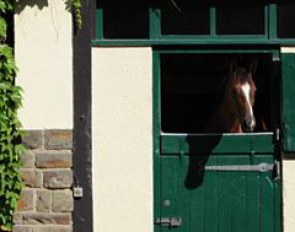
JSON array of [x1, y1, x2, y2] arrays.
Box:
[[14, 0, 72, 14], [14, 0, 49, 14], [185, 134, 222, 189]]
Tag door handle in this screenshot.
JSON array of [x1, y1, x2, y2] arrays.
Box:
[[155, 217, 182, 227]]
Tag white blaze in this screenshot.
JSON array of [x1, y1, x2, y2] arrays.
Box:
[[241, 83, 255, 128]]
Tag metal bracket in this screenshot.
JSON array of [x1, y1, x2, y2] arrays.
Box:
[[73, 187, 83, 198], [155, 217, 182, 227], [272, 53, 280, 62], [204, 163, 274, 172], [274, 161, 281, 180], [275, 128, 280, 142]]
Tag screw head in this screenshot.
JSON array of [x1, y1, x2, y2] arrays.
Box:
[[163, 200, 171, 207]]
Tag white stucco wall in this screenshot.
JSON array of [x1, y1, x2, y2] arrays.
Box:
[[92, 47, 153, 232], [283, 160, 295, 232], [15, 0, 73, 129], [281, 47, 295, 232]]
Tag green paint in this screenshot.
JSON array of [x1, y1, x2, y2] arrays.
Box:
[[149, 8, 160, 39], [282, 53, 295, 152], [153, 51, 161, 232], [269, 3, 278, 39], [153, 49, 281, 232], [95, 9, 103, 39], [94, 1, 295, 45], [91, 39, 295, 47], [209, 4, 216, 36]]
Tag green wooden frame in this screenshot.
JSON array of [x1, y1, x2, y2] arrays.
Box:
[[93, 1, 295, 46], [153, 48, 282, 232], [282, 53, 295, 152], [153, 47, 281, 136]]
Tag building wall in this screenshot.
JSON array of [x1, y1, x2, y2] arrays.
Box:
[[15, 0, 73, 130], [14, 130, 73, 232], [91, 46, 295, 232], [92, 47, 153, 232], [13, 0, 74, 231], [12, 0, 295, 230], [281, 47, 295, 232], [283, 160, 295, 232]]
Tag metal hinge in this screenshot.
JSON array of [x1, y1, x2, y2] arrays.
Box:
[[155, 217, 182, 227], [275, 128, 280, 142], [73, 187, 83, 198], [274, 161, 281, 181], [204, 163, 274, 172], [272, 53, 280, 62]]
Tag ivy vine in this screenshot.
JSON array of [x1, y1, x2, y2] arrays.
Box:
[[0, 0, 25, 231], [0, 0, 81, 229], [66, 0, 82, 30], [72, 0, 82, 30]]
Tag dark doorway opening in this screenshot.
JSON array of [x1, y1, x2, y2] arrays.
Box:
[[160, 53, 279, 133]]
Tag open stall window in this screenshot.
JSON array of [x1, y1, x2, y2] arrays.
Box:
[[160, 53, 279, 134]]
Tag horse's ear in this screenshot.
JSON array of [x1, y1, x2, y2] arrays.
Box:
[[229, 61, 238, 76], [249, 60, 258, 75]]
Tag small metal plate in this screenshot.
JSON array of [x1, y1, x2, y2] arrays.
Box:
[[204, 163, 274, 172], [73, 187, 83, 198]]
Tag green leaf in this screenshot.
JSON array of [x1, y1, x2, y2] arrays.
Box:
[[0, 17, 7, 39], [0, 8, 25, 230], [0, 1, 6, 13]]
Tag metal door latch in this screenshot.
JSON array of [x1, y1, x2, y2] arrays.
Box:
[[274, 161, 281, 180], [73, 187, 83, 198], [204, 163, 274, 172], [155, 217, 182, 227]]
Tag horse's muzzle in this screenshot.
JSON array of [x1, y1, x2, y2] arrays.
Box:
[[242, 117, 256, 132]]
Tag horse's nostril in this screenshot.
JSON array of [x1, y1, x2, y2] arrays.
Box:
[[242, 122, 248, 129], [242, 120, 253, 132], [242, 119, 255, 132]]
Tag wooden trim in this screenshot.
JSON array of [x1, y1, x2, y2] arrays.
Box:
[[91, 39, 295, 47], [7, 12, 14, 47], [73, 0, 94, 231], [94, 1, 295, 46]]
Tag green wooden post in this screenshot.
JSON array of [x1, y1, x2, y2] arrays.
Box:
[[282, 53, 295, 152]]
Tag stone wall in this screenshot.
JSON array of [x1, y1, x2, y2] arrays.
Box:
[[13, 130, 73, 232]]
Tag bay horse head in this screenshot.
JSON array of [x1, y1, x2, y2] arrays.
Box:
[[226, 61, 257, 132]]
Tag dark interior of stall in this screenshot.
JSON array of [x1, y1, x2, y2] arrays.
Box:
[[161, 53, 279, 133]]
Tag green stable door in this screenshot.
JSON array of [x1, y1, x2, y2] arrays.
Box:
[[153, 50, 282, 232]]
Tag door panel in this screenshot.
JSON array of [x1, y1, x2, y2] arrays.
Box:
[[154, 50, 281, 232], [282, 53, 295, 152], [159, 139, 278, 232]]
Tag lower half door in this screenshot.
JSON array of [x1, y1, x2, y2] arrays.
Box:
[[155, 133, 281, 232]]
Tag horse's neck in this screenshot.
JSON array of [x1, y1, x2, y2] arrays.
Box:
[[218, 97, 242, 133], [206, 92, 243, 133]]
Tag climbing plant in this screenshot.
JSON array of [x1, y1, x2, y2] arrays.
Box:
[[0, 0, 82, 228], [72, 0, 82, 30], [0, 0, 25, 231], [66, 0, 82, 30]]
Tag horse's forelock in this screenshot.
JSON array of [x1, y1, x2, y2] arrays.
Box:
[[232, 67, 253, 84]]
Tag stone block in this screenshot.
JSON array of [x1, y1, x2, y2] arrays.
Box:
[[21, 169, 43, 188], [22, 213, 71, 225], [13, 225, 34, 232], [13, 214, 23, 224], [52, 190, 73, 212], [44, 130, 73, 150], [36, 151, 72, 168], [32, 225, 72, 232], [17, 188, 35, 212], [36, 190, 52, 212], [22, 130, 43, 149], [43, 170, 73, 189], [20, 150, 35, 168]]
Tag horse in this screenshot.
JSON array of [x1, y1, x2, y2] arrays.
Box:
[[205, 61, 257, 133]]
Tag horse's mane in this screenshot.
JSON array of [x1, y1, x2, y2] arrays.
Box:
[[231, 67, 253, 84]]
